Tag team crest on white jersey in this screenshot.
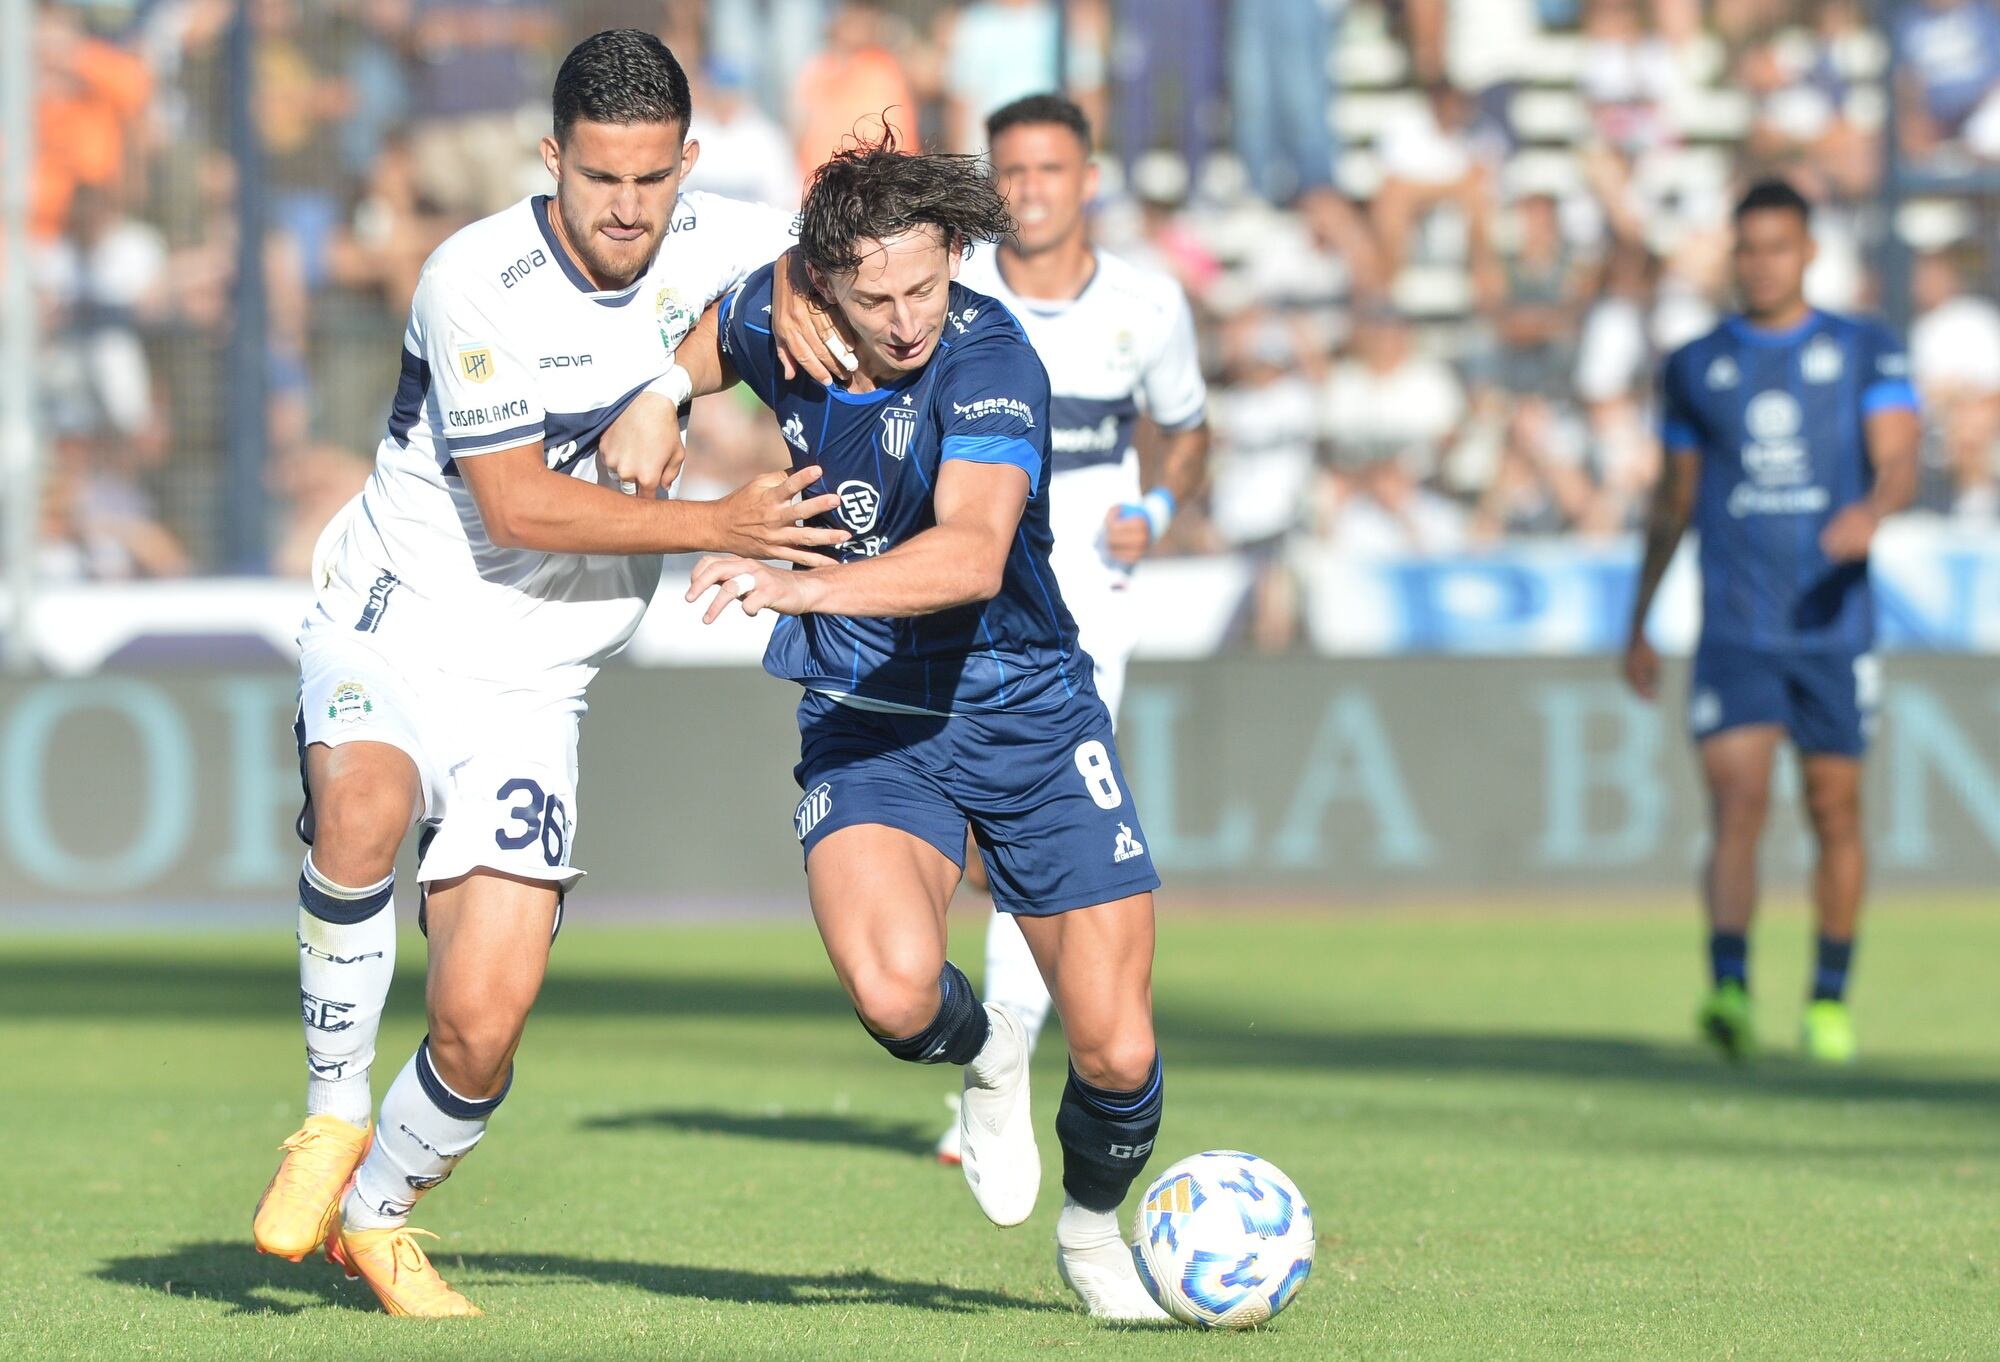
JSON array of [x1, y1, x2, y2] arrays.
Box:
[[795, 782, 833, 841], [1801, 336, 1843, 384], [879, 396, 919, 460], [781, 413, 809, 454], [837, 480, 880, 533], [1113, 823, 1146, 863], [327, 680, 374, 724], [457, 344, 495, 384], [1705, 355, 1740, 390], [655, 286, 695, 352]]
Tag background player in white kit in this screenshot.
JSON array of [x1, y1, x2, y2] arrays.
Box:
[[248, 30, 853, 1316], [938, 94, 1210, 1163]]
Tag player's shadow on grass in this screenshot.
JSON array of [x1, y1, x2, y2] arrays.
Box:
[[581, 1105, 934, 1156], [1161, 1023, 2000, 1111], [462, 1251, 1060, 1313], [95, 1243, 373, 1317], [98, 1242, 1054, 1317]]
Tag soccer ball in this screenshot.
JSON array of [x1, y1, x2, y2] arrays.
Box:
[[1129, 1150, 1315, 1329]]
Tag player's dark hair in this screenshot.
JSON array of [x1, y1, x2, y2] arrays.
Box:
[[985, 93, 1093, 150], [1733, 177, 1812, 226], [552, 29, 693, 143], [796, 128, 1015, 277]]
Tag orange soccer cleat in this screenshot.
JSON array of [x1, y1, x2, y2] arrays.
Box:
[[252, 1115, 372, 1261], [327, 1224, 483, 1317]]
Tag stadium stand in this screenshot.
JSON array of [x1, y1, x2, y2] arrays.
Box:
[[22, 0, 2000, 652]]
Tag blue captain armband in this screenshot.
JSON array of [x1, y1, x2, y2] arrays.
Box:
[[942, 433, 1043, 492]]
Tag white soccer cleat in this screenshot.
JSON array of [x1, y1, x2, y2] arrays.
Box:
[[935, 1092, 963, 1166], [959, 1003, 1039, 1226], [1056, 1199, 1172, 1322]]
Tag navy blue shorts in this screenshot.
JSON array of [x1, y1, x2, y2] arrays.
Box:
[[1689, 640, 1880, 757], [790, 682, 1161, 917]]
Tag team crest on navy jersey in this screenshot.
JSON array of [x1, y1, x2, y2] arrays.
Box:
[[879, 396, 919, 460], [1802, 335, 1844, 383]]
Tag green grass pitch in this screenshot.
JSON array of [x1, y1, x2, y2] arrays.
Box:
[[4, 899, 1998, 1360]]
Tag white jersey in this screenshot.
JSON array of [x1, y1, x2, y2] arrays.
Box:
[[958, 245, 1207, 476], [316, 191, 792, 695], [957, 245, 1206, 718]]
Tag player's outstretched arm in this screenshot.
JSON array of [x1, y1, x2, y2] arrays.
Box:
[[686, 460, 1029, 624], [1622, 448, 1700, 700], [458, 443, 848, 563], [598, 302, 741, 495], [668, 300, 739, 403]]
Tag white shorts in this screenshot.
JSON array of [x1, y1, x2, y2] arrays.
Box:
[[1047, 457, 1143, 720], [296, 616, 585, 891]]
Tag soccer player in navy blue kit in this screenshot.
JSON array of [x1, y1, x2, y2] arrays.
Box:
[[673, 138, 1168, 1320], [1624, 180, 1920, 1064]]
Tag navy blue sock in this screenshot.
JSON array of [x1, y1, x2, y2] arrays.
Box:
[[1055, 1055, 1163, 1213], [1812, 936, 1854, 1002], [1709, 931, 1748, 990], [865, 962, 990, 1065]]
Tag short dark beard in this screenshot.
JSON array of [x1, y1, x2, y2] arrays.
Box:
[[555, 195, 653, 291]]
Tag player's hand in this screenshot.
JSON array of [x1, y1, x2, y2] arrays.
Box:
[[712, 465, 850, 566], [1622, 635, 1661, 702], [685, 554, 825, 623], [1103, 505, 1153, 565], [599, 392, 686, 495], [771, 248, 860, 387], [1820, 503, 1879, 563]]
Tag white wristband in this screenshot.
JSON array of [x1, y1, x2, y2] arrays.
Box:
[[1139, 488, 1177, 540], [647, 363, 694, 410]]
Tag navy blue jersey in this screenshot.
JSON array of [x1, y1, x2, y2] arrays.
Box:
[[1660, 311, 1917, 653], [720, 263, 1083, 713]]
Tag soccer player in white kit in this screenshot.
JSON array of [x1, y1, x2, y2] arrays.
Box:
[[248, 30, 854, 1316], [937, 94, 1210, 1163]]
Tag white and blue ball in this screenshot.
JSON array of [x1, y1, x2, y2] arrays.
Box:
[[1129, 1150, 1316, 1329]]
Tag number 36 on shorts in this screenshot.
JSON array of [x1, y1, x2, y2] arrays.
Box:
[[494, 776, 572, 868]]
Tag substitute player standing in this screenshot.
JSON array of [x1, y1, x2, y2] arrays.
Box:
[[936, 93, 1208, 1164], [248, 30, 850, 1316], [678, 136, 1171, 1321], [1624, 179, 1919, 1064]]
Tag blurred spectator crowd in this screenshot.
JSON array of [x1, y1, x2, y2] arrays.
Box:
[[19, 0, 2000, 638]]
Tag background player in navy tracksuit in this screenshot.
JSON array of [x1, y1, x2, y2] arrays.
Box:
[[1624, 179, 1920, 1064], [668, 139, 1170, 1321]]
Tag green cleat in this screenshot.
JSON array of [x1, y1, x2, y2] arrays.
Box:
[[1697, 981, 1755, 1061], [1802, 999, 1858, 1064]]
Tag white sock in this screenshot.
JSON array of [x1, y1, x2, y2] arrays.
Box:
[[983, 910, 1054, 1050], [1057, 1195, 1121, 1248], [344, 1040, 505, 1231], [297, 854, 397, 1128]]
